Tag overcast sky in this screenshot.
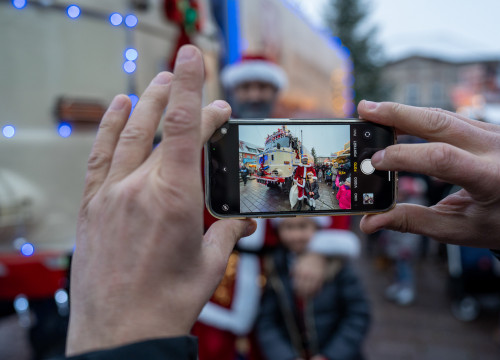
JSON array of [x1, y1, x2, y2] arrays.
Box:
[[239, 124, 350, 157], [293, 0, 500, 62]]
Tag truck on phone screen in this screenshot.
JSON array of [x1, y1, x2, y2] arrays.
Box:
[[255, 126, 312, 194]]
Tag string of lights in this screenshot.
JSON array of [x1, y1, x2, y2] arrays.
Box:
[[3, 0, 143, 257], [3, 0, 140, 144]]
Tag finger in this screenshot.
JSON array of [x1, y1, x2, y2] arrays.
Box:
[[428, 107, 500, 134], [204, 219, 256, 257], [160, 45, 205, 181], [370, 142, 495, 198], [107, 72, 173, 182], [83, 95, 131, 203], [201, 100, 232, 143], [357, 101, 494, 153], [360, 203, 470, 245]]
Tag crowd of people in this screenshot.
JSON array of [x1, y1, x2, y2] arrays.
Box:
[[315, 163, 352, 210]]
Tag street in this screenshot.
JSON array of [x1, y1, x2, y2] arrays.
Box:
[[240, 176, 340, 213]]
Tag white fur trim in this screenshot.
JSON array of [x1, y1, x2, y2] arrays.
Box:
[[238, 218, 266, 250], [270, 216, 331, 228], [198, 253, 261, 335], [307, 229, 361, 258], [221, 60, 288, 90]]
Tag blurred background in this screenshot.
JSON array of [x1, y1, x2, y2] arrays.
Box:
[[1, 0, 500, 359]]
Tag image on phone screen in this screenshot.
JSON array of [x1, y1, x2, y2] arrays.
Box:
[[239, 124, 351, 212], [206, 119, 396, 218]]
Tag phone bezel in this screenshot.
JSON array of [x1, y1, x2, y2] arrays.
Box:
[[205, 118, 397, 219]]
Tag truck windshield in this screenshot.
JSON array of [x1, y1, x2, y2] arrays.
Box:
[[265, 136, 290, 151]]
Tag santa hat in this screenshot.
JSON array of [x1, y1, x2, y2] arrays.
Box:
[[307, 172, 314, 176], [307, 230, 361, 258], [220, 55, 288, 90]]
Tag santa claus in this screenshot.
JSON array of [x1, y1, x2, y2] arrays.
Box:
[[294, 155, 316, 211]]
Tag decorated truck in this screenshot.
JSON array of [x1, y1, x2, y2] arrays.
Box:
[[255, 126, 312, 194]]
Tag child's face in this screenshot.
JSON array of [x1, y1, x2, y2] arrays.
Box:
[[277, 218, 317, 254]]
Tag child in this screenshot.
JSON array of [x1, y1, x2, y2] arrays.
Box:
[[256, 217, 370, 360], [336, 176, 351, 210], [305, 171, 319, 211]]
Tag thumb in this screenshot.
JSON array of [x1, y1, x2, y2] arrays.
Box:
[[204, 219, 257, 256]]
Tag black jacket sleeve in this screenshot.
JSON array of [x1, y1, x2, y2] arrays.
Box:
[[65, 336, 198, 360]]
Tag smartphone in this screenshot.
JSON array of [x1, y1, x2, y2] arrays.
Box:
[[205, 119, 396, 218]]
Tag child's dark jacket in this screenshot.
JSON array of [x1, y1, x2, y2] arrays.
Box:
[[256, 246, 370, 360]]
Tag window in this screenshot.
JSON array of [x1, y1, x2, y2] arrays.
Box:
[[405, 84, 420, 106], [431, 82, 444, 105]]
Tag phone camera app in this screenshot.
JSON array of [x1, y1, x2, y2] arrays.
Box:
[[222, 204, 230, 211], [363, 193, 374, 205]]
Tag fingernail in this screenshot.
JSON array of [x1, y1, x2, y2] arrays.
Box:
[[243, 222, 256, 237], [176, 46, 197, 64], [151, 72, 172, 85], [364, 100, 379, 110], [109, 95, 127, 110], [371, 150, 385, 166], [212, 100, 228, 109]]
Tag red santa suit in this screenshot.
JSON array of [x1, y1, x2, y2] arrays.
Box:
[[294, 160, 316, 200]]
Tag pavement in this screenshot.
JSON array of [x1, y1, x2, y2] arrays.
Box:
[[240, 177, 339, 213], [351, 217, 500, 360]]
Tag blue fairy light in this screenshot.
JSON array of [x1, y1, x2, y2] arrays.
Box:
[[58, 123, 72, 138], [20, 243, 35, 257], [12, 0, 27, 9], [128, 94, 139, 108], [109, 12, 123, 26], [66, 5, 81, 19], [2, 125, 15, 138], [125, 48, 138, 61], [124, 14, 138, 28], [123, 61, 136, 74]]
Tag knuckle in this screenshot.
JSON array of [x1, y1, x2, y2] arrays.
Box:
[[395, 211, 413, 233], [87, 150, 111, 172], [119, 125, 152, 143], [422, 109, 451, 134], [427, 143, 455, 171], [165, 107, 196, 134], [390, 102, 405, 117], [385, 144, 404, 163]]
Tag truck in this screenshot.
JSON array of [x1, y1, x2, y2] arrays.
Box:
[[255, 126, 312, 194]]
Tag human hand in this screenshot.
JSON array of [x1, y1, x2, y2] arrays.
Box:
[[292, 253, 327, 298], [66, 45, 256, 356], [358, 101, 500, 249]]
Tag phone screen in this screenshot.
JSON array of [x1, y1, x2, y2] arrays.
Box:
[[206, 119, 396, 218]]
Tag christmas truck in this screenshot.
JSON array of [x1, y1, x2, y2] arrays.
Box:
[[255, 126, 312, 194]]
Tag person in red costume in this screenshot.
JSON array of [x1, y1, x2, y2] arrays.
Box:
[[197, 55, 351, 360], [293, 155, 317, 211]]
